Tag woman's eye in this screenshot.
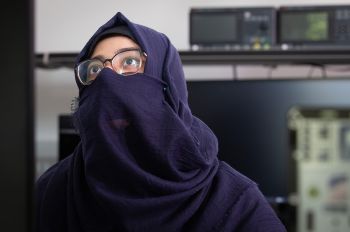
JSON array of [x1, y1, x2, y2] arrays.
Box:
[[89, 64, 102, 75], [123, 57, 140, 68], [85, 62, 103, 82]]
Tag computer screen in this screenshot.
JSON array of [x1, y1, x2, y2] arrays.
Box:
[[280, 11, 329, 42], [187, 79, 350, 199], [190, 12, 238, 45]]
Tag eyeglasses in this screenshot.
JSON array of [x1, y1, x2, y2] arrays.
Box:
[[76, 48, 147, 85]]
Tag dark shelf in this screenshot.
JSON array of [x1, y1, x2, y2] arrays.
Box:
[[179, 49, 350, 65]]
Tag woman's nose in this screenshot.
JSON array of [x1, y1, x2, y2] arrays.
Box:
[[103, 60, 114, 70]]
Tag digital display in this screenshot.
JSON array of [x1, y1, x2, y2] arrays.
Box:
[[280, 11, 329, 42], [191, 13, 238, 44]]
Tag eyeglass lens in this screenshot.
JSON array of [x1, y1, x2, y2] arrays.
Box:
[[77, 49, 143, 85]]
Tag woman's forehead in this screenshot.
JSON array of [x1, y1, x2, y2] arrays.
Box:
[[91, 36, 140, 58]]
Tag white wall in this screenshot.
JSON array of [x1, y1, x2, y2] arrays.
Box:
[[34, 0, 350, 177], [36, 0, 350, 52]]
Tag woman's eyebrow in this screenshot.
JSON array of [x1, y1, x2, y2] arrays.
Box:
[[91, 47, 140, 60], [113, 47, 140, 55], [91, 55, 106, 60]]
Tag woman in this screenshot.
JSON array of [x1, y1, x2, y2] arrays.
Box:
[[36, 12, 286, 231]]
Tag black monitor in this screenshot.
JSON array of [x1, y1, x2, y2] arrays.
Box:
[[280, 11, 329, 42], [187, 79, 350, 199], [278, 5, 350, 47], [190, 10, 239, 45], [59, 115, 80, 161], [190, 8, 276, 49]]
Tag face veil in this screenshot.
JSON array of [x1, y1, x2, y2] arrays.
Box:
[[64, 12, 220, 231]]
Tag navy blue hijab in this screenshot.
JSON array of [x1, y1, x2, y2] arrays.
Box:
[[36, 12, 286, 232]]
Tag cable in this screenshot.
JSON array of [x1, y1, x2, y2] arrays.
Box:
[[307, 66, 315, 79], [321, 66, 327, 79], [307, 64, 328, 79], [232, 65, 238, 80], [267, 65, 277, 79]]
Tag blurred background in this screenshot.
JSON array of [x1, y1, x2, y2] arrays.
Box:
[[5, 0, 350, 231]]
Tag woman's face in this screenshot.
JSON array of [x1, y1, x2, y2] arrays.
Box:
[[91, 35, 146, 73]]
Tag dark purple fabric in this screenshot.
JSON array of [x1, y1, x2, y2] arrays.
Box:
[[36, 12, 286, 231]]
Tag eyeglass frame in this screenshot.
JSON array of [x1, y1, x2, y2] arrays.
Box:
[[75, 47, 147, 85]]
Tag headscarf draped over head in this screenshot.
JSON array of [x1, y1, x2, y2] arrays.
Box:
[[37, 12, 286, 232]]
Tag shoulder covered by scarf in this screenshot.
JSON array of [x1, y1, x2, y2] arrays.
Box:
[[36, 12, 286, 232]]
